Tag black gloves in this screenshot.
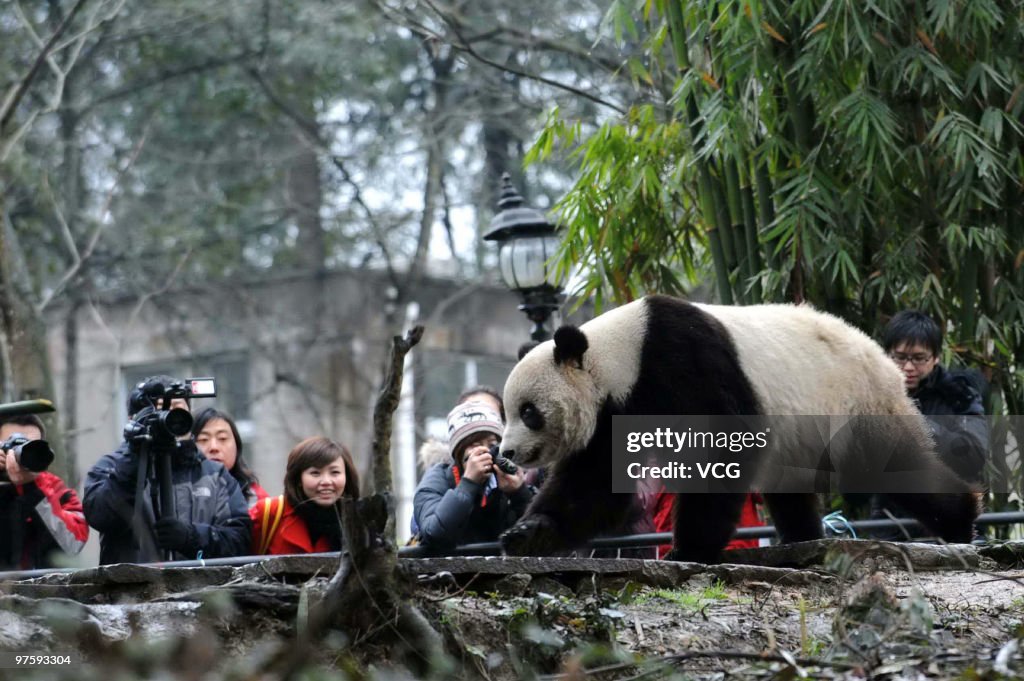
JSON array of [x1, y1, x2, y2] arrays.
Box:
[[154, 517, 200, 555]]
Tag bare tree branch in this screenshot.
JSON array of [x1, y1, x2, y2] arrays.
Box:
[[36, 122, 151, 313], [245, 66, 412, 292], [461, 23, 623, 75], [245, 67, 322, 143], [84, 52, 257, 111], [13, 1, 67, 86], [0, 0, 91, 135], [329, 157, 401, 288], [372, 325, 424, 497], [373, 0, 627, 115]]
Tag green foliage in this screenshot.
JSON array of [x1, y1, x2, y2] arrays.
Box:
[[530, 104, 700, 307], [528, 0, 1024, 494], [635, 580, 731, 609]]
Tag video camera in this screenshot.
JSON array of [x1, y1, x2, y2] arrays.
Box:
[[0, 433, 55, 480], [123, 377, 217, 448], [488, 443, 518, 475]]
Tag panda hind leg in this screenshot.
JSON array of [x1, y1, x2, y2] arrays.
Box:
[[665, 493, 746, 564], [763, 493, 822, 544]]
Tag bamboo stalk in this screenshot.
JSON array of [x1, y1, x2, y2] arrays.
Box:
[[707, 227, 734, 306], [754, 159, 778, 272], [724, 160, 751, 296], [958, 246, 979, 343], [664, 0, 736, 304], [699, 172, 735, 305], [778, 18, 817, 155], [711, 172, 738, 272], [739, 166, 763, 302]]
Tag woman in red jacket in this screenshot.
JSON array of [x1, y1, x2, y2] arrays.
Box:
[[250, 436, 360, 555]]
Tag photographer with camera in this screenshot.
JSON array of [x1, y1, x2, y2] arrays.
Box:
[[83, 376, 251, 564], [411, 401, 534, 553], [0, 414, 88, 570]]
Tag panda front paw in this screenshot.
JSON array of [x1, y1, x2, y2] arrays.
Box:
[[500, 515, 562, 556]]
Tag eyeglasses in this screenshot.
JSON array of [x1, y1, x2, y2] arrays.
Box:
[[889, 353, 934, 367]]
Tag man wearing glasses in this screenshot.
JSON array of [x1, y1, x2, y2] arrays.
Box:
[[882, 310, 989, 482], [871, 310, 989, 539]]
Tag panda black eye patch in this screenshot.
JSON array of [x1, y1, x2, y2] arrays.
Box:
[[520, 403, 544, 431]]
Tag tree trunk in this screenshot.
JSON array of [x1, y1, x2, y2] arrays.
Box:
[[57, 92, 84, 486], [403, 47, 454, 304], [0, 195, 19, 402], [63, 299, 79, 487], [480, 108, 518, 272], [287, 129, 325, 271]]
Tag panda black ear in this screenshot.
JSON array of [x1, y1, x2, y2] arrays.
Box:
[[553, 325, 588, 369]]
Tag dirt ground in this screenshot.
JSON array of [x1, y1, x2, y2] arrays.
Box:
[[2, 542, 1024, 680], [414, 546, 1024, 680]]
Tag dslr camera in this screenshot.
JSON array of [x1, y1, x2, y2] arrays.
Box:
[[123, 377, 216, 448], [488, 443, 518, 475], [0, 434, 55, 480]]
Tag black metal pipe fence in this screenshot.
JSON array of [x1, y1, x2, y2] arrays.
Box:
[[1, 511, 1021, 582], [398, 510, 1024, 557]]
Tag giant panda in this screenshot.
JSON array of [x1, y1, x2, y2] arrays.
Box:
[[498, 295, 980, 563]]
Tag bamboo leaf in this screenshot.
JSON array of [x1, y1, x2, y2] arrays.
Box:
[[915, 29, 938, 57], [761, 20, 787, 43]]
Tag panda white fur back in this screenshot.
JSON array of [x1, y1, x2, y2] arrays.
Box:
[[499, 294, 980, 563], [696, 303, 911, 417]]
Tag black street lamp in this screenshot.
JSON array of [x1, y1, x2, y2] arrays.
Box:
[[483, 173, 565, 342]]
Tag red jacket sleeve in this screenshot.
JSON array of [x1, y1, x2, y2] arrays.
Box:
[[249, 498, 266, 554], [28, 472, 89, 555]]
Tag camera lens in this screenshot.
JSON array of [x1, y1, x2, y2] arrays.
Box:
[[17, 440, 55, 472], [162, 408, 194, 437], [489, 444, 518, 475]]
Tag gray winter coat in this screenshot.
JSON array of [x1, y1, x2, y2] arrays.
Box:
[[412, 463, 534, 553], [84, 441, 251, 564]]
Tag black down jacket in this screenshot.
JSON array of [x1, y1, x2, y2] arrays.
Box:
[[84, 440, 251, 564], [912, 364, 989, 483]]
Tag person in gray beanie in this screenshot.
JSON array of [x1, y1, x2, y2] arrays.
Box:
[[411, 401, 534, 553]]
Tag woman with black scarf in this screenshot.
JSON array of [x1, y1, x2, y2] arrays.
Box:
[[249, 437, 360, 555]]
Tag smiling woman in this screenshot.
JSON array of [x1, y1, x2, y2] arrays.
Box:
[[248, 437, 361, 555]]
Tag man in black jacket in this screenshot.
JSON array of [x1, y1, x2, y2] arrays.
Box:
[[412, 401, 535, 553], [83, 376, 251, 564], [883, 311, 988, 482], [871, 311, 989, 537]]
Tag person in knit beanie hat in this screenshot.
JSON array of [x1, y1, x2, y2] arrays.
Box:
[[446, 401, 504, 467], [411, 400, 534, 553]]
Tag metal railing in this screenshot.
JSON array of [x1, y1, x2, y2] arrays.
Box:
[[397, 510, 1024, 557], [1, 511, 1021, 582]]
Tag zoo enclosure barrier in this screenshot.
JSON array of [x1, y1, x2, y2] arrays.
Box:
[[0, 511, 1021, 581]]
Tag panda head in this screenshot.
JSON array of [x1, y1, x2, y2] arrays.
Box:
[[500, 325, 605, 468]]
